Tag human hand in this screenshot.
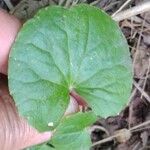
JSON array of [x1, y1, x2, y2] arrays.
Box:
[[0, 10, 79, 150], [0, 75, 52, 150], [0, 10, 53, 150], [0, 9, 21, 75]]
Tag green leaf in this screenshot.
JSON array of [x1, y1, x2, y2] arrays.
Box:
[[8, 3, 132, 146], [30, 112, 96, 150], [51, 112, 96, 150], [30, 144, 52, 150]]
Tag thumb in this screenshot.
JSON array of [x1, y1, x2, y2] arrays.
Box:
[[18, 126, 52, 149], [0, 75, 52, 150]]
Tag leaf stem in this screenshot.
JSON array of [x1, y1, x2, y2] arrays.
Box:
[[70, 90, 88, 107]]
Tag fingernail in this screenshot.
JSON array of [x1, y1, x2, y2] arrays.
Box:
[[40, 132, 52, 141]]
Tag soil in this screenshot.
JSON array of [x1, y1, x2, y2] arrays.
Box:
[[0, 0, 150, 149]]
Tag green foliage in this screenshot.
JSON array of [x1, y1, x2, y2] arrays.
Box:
[[31, 112, 96, 150], [8, 4, 132, 149]]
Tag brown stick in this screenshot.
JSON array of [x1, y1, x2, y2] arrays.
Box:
[[112, 1, 150, 22]]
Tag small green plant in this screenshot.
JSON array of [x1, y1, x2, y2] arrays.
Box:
[[8, 4, 132, 150]]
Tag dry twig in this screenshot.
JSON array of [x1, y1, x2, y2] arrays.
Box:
[[3, 0, 14, 10], [112, 0, 133, 17], [113, 1, 150, 22], [141, 58, 150, 99], [92, 120, 150, 147], [132, 14, 146, 77], [133, 80, 150, 103]]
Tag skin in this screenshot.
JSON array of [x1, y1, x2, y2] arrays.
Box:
[[0, 75, 52, 150], [0, 9, 21, 75], [0, 10, 52, 149], [0, 9, 79, 149]]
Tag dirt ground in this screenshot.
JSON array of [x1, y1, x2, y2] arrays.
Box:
[[0, 0, 150, 149]]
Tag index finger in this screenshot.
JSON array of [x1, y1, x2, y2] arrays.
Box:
[[0, 9, 21, 75]]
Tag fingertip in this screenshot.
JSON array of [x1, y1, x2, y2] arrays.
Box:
[[21, 131, 53, 149], [40, 131, 53, 141]]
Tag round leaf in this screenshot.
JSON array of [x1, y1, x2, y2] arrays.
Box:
[[8, 4, 132, 131]]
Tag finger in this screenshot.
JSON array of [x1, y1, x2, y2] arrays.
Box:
[[0, 75, 52, 150], [21, 130, 52, 149], [0, 10, 21, 74]]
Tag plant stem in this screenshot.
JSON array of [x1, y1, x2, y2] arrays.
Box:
[[70, 90, 88, 107]]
